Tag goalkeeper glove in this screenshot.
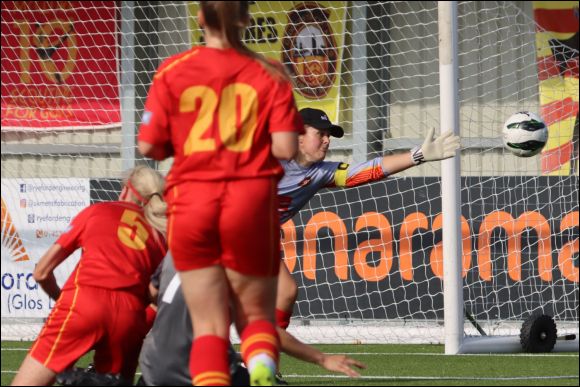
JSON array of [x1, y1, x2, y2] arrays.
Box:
[[411, 128, 461, 165]]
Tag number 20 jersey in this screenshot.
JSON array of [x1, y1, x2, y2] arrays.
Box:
[[138, 46, 304, 190]]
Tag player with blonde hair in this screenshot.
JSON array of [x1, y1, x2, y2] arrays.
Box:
[[12, 166, 168, 386]]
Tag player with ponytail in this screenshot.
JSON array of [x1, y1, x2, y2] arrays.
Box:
[[12, 166, 168, 386], [138, 1, 303, 386], [121, 165, 167, 235]]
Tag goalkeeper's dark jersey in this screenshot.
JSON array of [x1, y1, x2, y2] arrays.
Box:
[[138, 255, 241, 386]]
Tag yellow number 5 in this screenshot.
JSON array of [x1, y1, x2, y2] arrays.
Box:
[[118, 210, 149, 250], [180, 83, 258, 155]]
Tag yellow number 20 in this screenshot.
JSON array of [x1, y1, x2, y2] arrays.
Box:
[[180, 83, 258, 155], [118, 210, 149, 251]]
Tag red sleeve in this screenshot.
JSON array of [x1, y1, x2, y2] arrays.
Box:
[[55, 205, 94, 255], [268, 79, 304, 134], [138, 74, 172, 148]]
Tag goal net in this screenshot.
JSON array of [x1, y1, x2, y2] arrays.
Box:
[[1, 1, 578, 347]]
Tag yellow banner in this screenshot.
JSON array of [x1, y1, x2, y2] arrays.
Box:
[[533, 1, 579, 175], [188, 2, 347, 122], [536, 32, 577, 58], [533, 1, 578, 10]]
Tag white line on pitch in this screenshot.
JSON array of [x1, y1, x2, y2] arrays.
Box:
[[287, 352, 580, 357], [281, 374, 579, 381]]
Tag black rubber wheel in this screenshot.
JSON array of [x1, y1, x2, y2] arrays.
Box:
[[520, 314, 557, 353]]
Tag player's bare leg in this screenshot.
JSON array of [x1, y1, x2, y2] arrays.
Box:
[[227, 269, 279, 386], [180, 265, 231, 386], [11, 355, 57, 386]]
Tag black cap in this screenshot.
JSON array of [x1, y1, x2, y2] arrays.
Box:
[[299, 108, 344, 138]]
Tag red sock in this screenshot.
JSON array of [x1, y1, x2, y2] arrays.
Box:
[[275, 308, 292, 330], [144, 305, 157, 331], [241, 320, 280, 367], [190, 335, 230, 386]]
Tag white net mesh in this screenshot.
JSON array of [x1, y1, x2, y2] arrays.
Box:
[[1, 1, 578, 345]]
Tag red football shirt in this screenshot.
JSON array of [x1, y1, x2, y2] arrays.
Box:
[[56, 201, 167, 301], [138, 46, 303, 190]]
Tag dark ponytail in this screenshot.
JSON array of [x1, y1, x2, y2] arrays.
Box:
[[200, 1, 289, 81]]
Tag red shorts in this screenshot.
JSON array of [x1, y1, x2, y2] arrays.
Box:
[[30, 286, 147, 379], [166, 178, 280, 277]]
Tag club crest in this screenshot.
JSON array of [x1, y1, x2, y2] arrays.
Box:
[[282, 2, 338, 99]]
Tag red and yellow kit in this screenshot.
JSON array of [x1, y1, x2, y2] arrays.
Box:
[[30, 201, 167, 377], [138, 46, 303, 188], [138, 46, 303, 275], [166, 178, 280, 276], [57, 201, 166, 298]]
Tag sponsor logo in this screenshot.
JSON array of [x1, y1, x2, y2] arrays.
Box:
[[1, 272, 38, 291], [282, 2, 339, 99], [21, 20, 77, 85], [298, 176, 313, 188], [1, 197, 30, 262], [33, 214, 71, 224], [142, 110, 153, 125], [281, 209, 579, 284], [35, 229, 63, 239], [17, 199, 85, 208], [17, 183, 86, 194]]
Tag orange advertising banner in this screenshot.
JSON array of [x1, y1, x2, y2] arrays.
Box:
[[1, 1, 120, 131]]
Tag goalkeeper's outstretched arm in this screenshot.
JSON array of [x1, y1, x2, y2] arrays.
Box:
[[332, 129, 460, 189]]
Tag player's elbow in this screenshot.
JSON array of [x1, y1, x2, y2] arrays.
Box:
[[33, 267, 50, 284], [138, 140, 160, 159], [272, 144, 297, 160], [138, 141, 154, 157], [138, 141, 167, 161], [271, 132, 298, 160]]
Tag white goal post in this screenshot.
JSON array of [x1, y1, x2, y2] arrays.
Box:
[[440, 1, 578, 354], [439, 0, 465, 355], [1, 1, 578, 354]]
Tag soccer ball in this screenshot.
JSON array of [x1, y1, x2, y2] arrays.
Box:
[[502, 111, 548, 157]]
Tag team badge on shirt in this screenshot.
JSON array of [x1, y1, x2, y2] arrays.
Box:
[[298, 176, 313, 187], [142, 110, 153, 125]]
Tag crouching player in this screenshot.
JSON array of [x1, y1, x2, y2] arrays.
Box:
[[137, 256, 249, 386], [137, 254, 365, 386], [11, 166, 167, 386]]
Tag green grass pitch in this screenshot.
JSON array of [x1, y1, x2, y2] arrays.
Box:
[[2, 342, 578, 386]]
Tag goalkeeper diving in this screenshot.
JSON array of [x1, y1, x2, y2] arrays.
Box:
[[275, 108, 461, 341]]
